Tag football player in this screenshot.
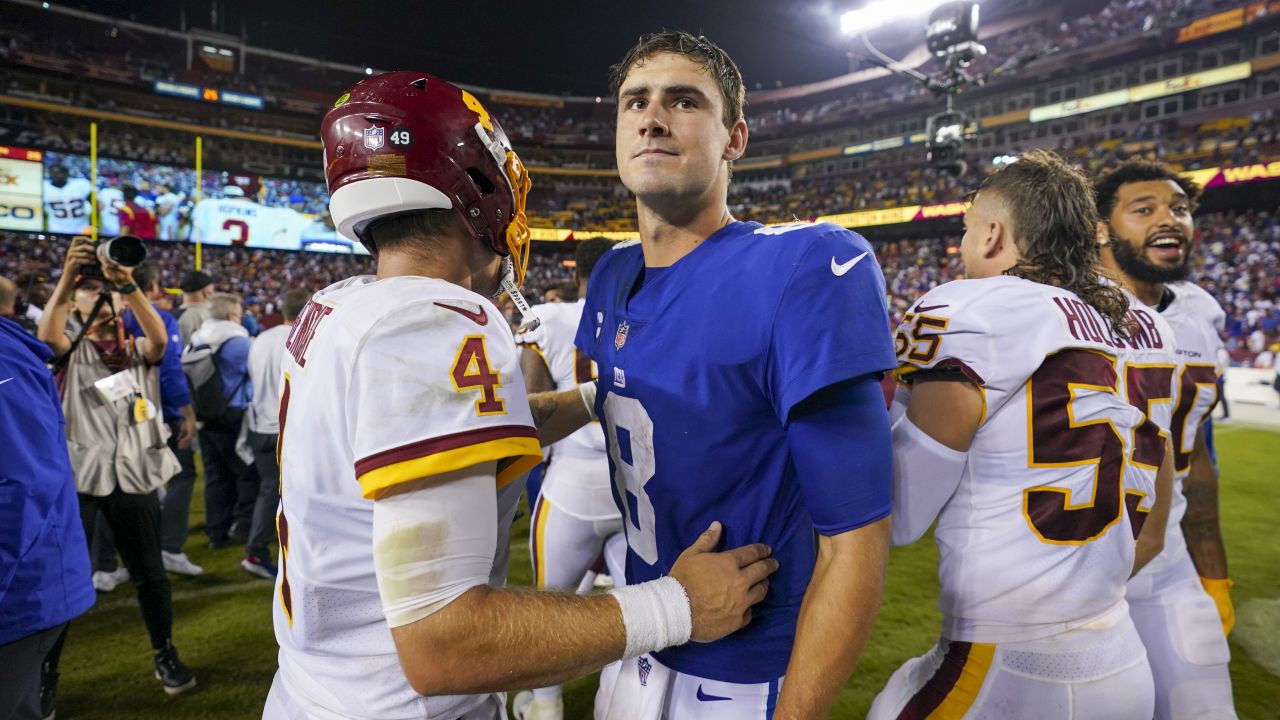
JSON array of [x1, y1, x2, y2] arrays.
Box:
[[578, 32, 895, 719], [96, 179, 125, 238], [870, 150, 1178, 720], [190, 174, 306, 249], [154, 183, 183, 241], [1096, 160, 1237, 720], [43, 164, 93, 236], [262, 72, 777, 720], [513, 237, 622, 720]]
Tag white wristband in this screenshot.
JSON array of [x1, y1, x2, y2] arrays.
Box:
[[609, 576, 692, 660], [579, 381, 598, 421]]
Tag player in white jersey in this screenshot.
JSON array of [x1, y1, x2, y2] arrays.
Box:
[[871, 151, 1178, 720], [512, 238, 622, 720], [43, 165, 93, 235], [96, 182, 125, 237], [154, 184, 182, 240], [1096, 160, 1237, 720], [262, 71, 776, 720], [190, 192, 310, 250]]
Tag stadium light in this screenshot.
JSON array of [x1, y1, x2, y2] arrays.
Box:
[[840, 0, 976, 36], [364, 66, 374, 76]]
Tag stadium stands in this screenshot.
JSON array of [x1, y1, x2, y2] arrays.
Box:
[[3, 204, 1276, 360]]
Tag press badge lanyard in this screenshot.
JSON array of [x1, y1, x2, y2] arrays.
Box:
[[82, 299, 153, 423]]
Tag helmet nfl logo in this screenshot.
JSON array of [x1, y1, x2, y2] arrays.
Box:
[[363, 127, 385, 150], [614, 320, 630, 351], [637, 656, 652, 687]]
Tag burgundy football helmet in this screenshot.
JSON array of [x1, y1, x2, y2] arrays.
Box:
[[321, 71, 532, 287], [222, 172, 262, 198]]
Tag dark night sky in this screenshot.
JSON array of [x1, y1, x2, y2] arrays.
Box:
[[82, 0, 889, 95]]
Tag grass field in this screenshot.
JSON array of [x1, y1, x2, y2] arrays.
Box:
[[52, 426, 1280, 719]]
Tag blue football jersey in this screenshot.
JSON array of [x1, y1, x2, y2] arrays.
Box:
[[575, 221, 895, 683]]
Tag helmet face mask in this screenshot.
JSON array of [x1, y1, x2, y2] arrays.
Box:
[[322, 72, 533, 287]]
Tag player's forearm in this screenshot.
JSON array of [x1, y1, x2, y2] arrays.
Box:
[[36, 282, 72, 354], [775, 518, 889, 720], [1181, 444, 1228, 578], [519, 347, 556, 394], [527, 386, 592, 446], [1134, 441, 1175, 576], [391, 584, 625, 695]]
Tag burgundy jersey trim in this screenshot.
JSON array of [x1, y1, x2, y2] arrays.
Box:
[[354, 424, 538, 477]]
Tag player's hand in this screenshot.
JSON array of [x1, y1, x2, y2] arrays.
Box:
[[101, 260, 135, 288], [669, 521, 777, 643], [62, 236, 97, 277]]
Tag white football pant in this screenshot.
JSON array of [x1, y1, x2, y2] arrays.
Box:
[[1127, 546, 1237, 720], [595, 653, 784, 720], [868, 603, 1153, 720]]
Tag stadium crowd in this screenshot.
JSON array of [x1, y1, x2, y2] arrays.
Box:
[[3, 202, 1277, 361]]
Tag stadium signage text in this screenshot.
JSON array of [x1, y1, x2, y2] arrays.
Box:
[[0, 150, 44, 232], [1029, 63, 1253, 123], [153, 81, 265, 110], [1215, 161, 1280, 185], [1177, 2, 1280, 43]]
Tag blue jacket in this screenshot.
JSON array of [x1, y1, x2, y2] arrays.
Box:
[[0, 317, 95, 644], [122, 305, 191, 423]]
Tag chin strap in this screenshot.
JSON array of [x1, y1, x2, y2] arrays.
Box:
[[497, 256, 540, 334]]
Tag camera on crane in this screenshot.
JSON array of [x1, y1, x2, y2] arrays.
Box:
[[926, 110, 970, 176], [926, 2, 986, 68]]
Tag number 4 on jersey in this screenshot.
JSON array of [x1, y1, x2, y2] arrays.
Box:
[[451, 335, 506, 415]]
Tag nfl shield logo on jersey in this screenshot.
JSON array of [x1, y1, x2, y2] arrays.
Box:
[[615, 321, 630, 351], [363, 127, 385, 150], [637, 656, 652, 687]]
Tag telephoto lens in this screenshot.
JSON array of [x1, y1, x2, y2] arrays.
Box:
[[96, 234, 148, 267]]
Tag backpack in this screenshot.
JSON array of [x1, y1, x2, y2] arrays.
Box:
[[182, 341, 246, 429]]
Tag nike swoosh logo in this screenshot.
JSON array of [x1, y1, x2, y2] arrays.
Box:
[[914, 304, 949, 313], [434, 301, 488, 326], [831, 251, 869, 276], [0, 378, 12, 386], [696, 685, 731, 702]]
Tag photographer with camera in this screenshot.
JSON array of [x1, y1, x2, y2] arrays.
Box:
[[34, 235, 197, 698]]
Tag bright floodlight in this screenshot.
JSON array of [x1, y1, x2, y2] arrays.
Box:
[[840, 0, 974, 36]]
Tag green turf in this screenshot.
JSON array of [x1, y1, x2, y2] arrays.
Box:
[[53, 426, 1280, 719]]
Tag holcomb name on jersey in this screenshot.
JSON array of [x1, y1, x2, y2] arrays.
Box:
[[896, 276, 1178, 643]]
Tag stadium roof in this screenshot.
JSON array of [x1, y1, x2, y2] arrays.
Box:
[[107, 0, 949, 95]]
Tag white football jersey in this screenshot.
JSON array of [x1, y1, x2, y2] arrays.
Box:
[[96, 186, 124, 237], [518, 299, 615, 518], [190, 197, 309, 249], [43, 177, 93, 235], [272, 275, 542, 719], [1130, 280, 1224, 579], [896, 276, 1178, 643], [154, 192, 181, 240]]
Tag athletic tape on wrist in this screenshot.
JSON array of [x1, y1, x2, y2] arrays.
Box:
[[609, 576, 691, 659], [579, 381, 598, 421]]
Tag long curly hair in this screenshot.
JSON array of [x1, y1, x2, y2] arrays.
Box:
[[982, 150, 1136, 337]]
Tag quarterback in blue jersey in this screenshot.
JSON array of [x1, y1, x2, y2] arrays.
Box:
[[575, 32, 895, 720]]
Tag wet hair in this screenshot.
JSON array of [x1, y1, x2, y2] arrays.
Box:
[[979, 149, 1135, 336], [609, 30, 745, 128]]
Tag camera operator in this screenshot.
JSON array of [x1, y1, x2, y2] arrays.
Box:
[[34, 235, 197, 696]]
